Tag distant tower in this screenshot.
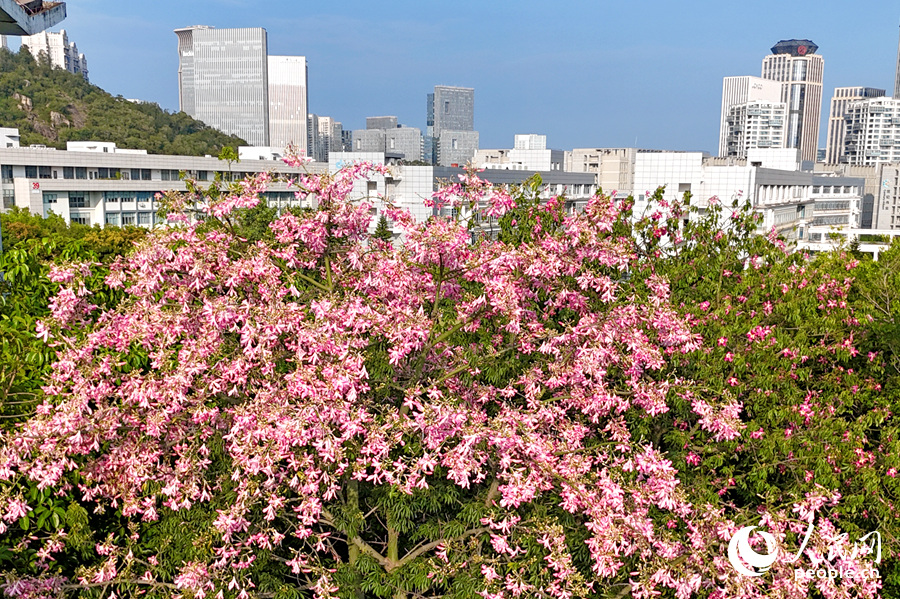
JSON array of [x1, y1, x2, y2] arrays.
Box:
[[761, 40, 824, 163], [425, 85, 477, 166], [267, 55, 308, 155], [894, 23, 900, 98], [175, 26, 269, 146]]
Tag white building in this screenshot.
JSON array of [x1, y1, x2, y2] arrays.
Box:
[[840, 97, 900, 166], [824, 87, 885, 165], [267, 55, 308, 155], [0, 128, 20, 148], [719, 76, 782, 156], [723, 100, 787, 158], [0, 138, 326, 223], [475, 134, 564, 172], [631, 149, 861, 251], [20, 29, 87, 81], [760, 39, 824, 164], [175, 26, 269, 146]]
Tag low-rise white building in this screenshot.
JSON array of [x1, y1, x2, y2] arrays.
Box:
[[0, 140, 327, 225]]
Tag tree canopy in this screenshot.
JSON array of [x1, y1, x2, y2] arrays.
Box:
[[0, 167, 897, 599], [0, 47, 246, 155]]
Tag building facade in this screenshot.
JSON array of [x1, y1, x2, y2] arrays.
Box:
[[841, 97, 900, 166], [175, 26, 269, 146], [723, 100, 787, 158], [0, 140, 326, 225], [761, 40, 824, 163], [267, 55, 307, 155], [21, 29, 87, 80], [824, 87, 885, 165], [426, 85, 477, 166], [719, 76, 782, 156], [475, 134, 564, 172], [353, 117, 422, 162]]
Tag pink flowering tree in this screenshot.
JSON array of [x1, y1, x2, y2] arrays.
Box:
[[0, 165, 889, 598]]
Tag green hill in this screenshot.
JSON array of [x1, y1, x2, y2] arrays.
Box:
[[0, 47, 247, 155]]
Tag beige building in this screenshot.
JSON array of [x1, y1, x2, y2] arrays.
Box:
[[824, 87, 885, 165], [761, 40, 824, 163]]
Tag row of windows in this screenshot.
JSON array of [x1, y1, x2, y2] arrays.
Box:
[[9, 166, 259, 182]]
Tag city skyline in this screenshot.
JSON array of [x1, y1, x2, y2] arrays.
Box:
[[5, 0, 900, 153]]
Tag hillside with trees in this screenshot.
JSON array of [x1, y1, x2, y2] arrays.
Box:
[[0, 47, 246, 155]]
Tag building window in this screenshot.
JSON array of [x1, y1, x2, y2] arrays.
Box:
[[138, 212, 151, 225], [38, 166, 51, 179], [71, 213, 90, 226], [43, 193, 58, 204], [76, 167, 87, 180], [105, 213, 120, 226], [69, 194, 87, 208], [122, 212, 136, 226], [25, 165, 37, 178], [2, 188, 14, 209], [63, 167, 74, 179], [1, 165, 12, 183]]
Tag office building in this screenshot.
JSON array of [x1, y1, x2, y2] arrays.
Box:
[[760, 39, 824, 163], [840, 97, 900, 166], [824, 87, 885, 165], [353, 117, 423, 161], [267, 55, 307, 155], [21, 29, 87, 80], [307, 115, 343, 163], [175, 26, 269, 146], [426, 85, 477, 166], [719, 76, 782, 156]]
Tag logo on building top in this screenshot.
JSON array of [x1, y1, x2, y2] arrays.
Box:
[[797, 45, 808, 56]]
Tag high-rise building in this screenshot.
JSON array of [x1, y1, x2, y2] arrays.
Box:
[[723, 101, 787, 157], [267, 55, 307, 155], [306, 115, 343, 162], [21, 29, 88, 81], [175, 26, 269, 146], [761, 39, 824, 163], [824, 87, 885, 165], [1, 35, 7, 49], [718, 76, 782, 156], [894, 24, 900, 99], [426, 85, 476, 166], [841, 97, 900, 166], [354, 116, 422, 161]]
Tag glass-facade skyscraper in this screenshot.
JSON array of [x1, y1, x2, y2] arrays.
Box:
[[175, 26, 270, 147]]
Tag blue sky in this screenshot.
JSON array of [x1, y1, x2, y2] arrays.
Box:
[[12, 0, 900, 153]]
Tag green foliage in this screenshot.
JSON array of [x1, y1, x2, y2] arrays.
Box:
[[373, 215, 393, 242], [0, 47, 245, 155]]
